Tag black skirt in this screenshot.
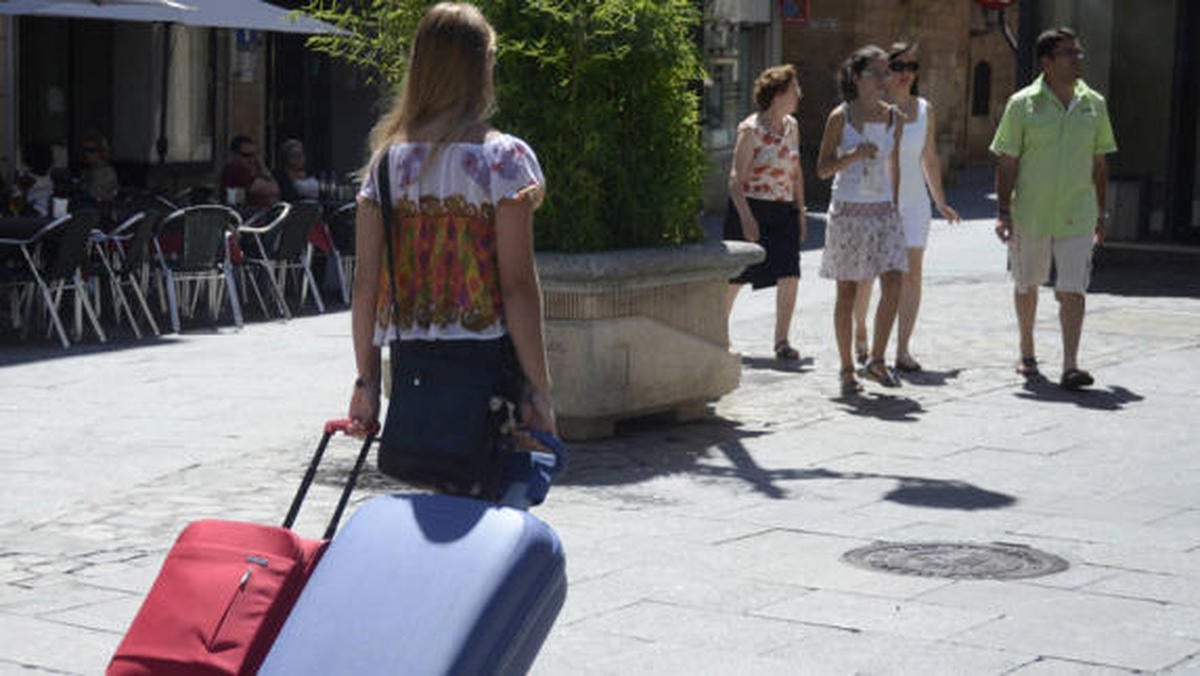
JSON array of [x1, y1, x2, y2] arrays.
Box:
[[724, 197, 801, 289]]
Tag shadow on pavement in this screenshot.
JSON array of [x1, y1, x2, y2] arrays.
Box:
[[837, 391, 926, 422], [1016, 381, 1144, 411], [524, 415, 1016, 509], [1090, 252, 1200, 299], [883, 477, 1015, 510], [0, 333, 184, 367], [741, 354, 815, 374], [897, 368, 963, 387]]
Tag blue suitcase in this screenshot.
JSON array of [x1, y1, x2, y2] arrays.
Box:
[[259, 435, 567, 675]]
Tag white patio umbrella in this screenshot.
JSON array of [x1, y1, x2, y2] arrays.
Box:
[[0, 0, 196, 12]]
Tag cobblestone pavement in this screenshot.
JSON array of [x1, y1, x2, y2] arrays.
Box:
[[2, 198, 1199, 674]]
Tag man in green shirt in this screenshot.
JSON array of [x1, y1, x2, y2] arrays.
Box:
[[990, 27, 1117, 390]]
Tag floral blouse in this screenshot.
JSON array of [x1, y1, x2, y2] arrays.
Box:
[[360, 133, 545, 344], [739, 113, 800, 203]]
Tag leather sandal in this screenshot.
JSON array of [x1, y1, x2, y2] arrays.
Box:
[[1015, 356, 1041, 379], [895, 354, 922, 372], [840, 367, 863, 395], [1060, 368, 1094, 390], [863, 359, 901, 388], [775, 340, 799, 361]]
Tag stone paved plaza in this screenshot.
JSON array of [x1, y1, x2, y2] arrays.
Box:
[[2, 198, 1199, 673]]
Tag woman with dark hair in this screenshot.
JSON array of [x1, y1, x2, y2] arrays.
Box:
[[852, 42, 961, 372], [816, 45, 908, 395], [724, 64, 807, 361], [347, 2, 555, 490]]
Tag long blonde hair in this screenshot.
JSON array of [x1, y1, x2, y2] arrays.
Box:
[[366, 2, 496, 167]]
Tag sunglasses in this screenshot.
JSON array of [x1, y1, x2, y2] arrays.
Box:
[[82, 146, 99, 154], [889, 61, 920, 73], [238, 151, 257, 159]]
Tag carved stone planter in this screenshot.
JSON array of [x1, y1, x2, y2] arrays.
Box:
[[537, 241, 764, 440]]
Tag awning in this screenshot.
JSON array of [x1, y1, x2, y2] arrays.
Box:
[[0, 0, 343, 34]]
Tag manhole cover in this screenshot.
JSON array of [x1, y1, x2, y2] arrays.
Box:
[[842, 541, 1069, 580]]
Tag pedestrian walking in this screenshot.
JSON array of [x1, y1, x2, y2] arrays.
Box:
[[852, 42, 961, 371], [816, 45, 907, 395], [991, 27, 1117, 389], [346, 2, 556, 491], [724, 64, 808, 361]]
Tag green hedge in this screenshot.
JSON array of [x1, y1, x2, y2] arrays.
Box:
[[305, 0, 707, 252]]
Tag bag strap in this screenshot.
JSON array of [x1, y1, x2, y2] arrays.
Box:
[[377, 151, 402, 329]]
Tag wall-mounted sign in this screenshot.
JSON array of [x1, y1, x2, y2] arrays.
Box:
[[780, 0, 809, 24]]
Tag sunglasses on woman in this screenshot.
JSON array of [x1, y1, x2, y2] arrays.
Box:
[[889, 61, 919, 73]]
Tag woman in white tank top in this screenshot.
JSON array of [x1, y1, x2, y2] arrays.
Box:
[[853, 43, 961, 372], [816, 45, 909, 394]]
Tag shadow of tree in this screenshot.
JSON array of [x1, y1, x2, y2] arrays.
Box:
[[1016, 381, 1144, 411]]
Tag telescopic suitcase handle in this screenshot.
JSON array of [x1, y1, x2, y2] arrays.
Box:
[[283, 419, 379, 539]]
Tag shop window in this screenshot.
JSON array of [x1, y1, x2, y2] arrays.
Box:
[[972, 61, 992, 117]]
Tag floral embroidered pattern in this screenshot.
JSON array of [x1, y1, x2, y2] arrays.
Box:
[[367, 133, 544, 341], [378, 194, 501, 332]]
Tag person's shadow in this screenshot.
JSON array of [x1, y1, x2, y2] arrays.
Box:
[[741, 354, 815, 374], [897, 368, 963, 387], [1016, 380, 1143, 411], [836, 391, 925, 422]]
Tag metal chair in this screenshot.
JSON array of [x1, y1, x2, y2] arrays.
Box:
[[0, 211, 106, 348], [91, 209, 164, 338], [153, 205, 244, 333], [238, 201, 326, 318], [327, 201, 356, 305]]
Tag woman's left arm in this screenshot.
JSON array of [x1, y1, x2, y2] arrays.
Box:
[[496, 193, 557, 436], [921, 101, 961, 222]]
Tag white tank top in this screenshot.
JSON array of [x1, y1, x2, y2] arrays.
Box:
[[897, 97, 932, 218], [831, 104, 896, 204]]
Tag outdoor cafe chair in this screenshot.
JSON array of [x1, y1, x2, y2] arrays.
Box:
[[90, 209, 164, 338], [0, 210, 106, 348], [327, 201, 356, 305], [238, 200, 326, 318], [153, 205, 244, 333]]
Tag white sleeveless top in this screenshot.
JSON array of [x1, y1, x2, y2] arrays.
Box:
[[831, 104, 896, 204], [897, 97, 932, 218]]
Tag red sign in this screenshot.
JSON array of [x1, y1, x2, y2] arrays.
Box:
[[976, 0, 1017, 9], [780, 0, 809, 24]]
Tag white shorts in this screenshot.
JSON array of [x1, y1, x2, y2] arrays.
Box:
[[1009, 230, 1093, 294], [899, 205, 931, 248]]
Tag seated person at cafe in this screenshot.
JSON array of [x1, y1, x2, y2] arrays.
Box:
[[21, 142, 55, 217], [272, 138, 320, 203], [220, 135, 280, 208], [80, 134, 119, 203]]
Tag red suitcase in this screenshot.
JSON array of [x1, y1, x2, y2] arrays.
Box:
[[107, 420, 375, 676]]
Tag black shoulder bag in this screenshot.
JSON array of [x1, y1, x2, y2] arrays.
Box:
[[375, 154, 517, 499]]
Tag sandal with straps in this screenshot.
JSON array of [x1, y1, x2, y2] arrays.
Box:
[[840, 367, 863, 396], [775, 340, 800, 361], [863, 359, 901, 388]]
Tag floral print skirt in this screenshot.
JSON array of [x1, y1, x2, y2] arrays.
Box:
[[819, 200, 909, 281]]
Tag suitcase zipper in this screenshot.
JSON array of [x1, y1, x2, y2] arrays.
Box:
[[207, 554, 271, 648], [206, 566, 254, 652]]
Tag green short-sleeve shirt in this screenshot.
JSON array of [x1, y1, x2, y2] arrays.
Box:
[[990, 75, 1118, 237]]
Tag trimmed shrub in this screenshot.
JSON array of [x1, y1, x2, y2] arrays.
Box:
[[305, 0, 707, 252]]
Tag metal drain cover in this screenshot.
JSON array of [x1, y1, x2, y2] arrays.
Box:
[[842, 541, 1069, 580]]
